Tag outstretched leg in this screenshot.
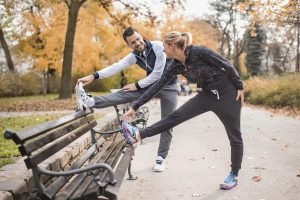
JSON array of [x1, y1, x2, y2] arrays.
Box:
[[139, 92, 211, 139]]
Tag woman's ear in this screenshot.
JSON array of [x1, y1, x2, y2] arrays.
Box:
[[169, 43, 176, 50]]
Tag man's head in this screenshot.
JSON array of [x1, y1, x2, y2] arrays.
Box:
[[123, 27, 146, 52]]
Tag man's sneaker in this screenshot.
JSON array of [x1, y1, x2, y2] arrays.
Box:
[[121, 120, 140, 145], [220, 172, 238, 190], [75, 82, 91, 111], [153, 156, 166, 172]]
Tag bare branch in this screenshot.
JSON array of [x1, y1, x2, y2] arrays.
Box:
[[64, 0, 70, 8]]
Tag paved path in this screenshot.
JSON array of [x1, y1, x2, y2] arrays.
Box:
[[118, 95, 300, 200]]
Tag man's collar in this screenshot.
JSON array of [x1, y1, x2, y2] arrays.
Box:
[[133, 40, 152, 55]]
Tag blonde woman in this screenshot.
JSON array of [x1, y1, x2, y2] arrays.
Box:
[[122, 31, 244, 190]]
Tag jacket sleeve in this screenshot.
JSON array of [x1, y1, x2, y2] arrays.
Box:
[[132, 64, 178, 111], [198, 46, 244, 90], [136, 41, 166, 89], [93, 53, 136, 79]]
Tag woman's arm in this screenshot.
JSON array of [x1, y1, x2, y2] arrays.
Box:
[[132, 63, 178, 111]]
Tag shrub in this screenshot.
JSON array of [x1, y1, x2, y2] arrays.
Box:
[[0, 72, 43, 97], [245, 74, 300, 109]]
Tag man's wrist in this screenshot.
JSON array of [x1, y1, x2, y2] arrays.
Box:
[[92, 72, 99, 80], [135, 82, 142, 90]]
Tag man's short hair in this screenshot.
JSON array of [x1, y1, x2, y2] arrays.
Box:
[[122, 27, 138, 43]]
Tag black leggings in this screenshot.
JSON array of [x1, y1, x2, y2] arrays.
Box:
[[139, 77, 243, 174]]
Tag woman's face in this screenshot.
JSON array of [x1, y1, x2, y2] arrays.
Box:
[[163, 41, 175, 58]]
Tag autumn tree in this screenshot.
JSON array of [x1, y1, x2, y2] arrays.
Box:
[[0, 0, 16, 72], [238, 0, 299, 73], [206, 0, 246, 73], [244, 22, 266, 75]]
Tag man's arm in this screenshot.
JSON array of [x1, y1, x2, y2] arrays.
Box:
[[78, 54, 136, 86], [93, 54, 136, 79], [135, 41, 166, 89], [131, 64, 178, 111]]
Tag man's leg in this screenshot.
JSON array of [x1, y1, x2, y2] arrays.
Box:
[[152, 89, 178, 172], [93, 89, 145, 108], [156, 89, 178, 158]]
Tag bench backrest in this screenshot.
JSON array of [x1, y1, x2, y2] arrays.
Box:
[[4, 110, 96, 169]]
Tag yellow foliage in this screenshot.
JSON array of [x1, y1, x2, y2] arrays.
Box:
[[159, 16, 220, 51]]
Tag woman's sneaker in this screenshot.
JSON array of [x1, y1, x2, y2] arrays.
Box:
[[153, 156, 167, 172], [121, 120, 140, 145], [220, 172, 238, 190]]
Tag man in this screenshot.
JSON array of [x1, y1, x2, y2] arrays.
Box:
[[76, 27, 180, 172]]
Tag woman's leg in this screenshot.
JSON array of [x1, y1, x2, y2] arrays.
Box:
[[213, 91, 243, 175], [139, 93, 211, 139]]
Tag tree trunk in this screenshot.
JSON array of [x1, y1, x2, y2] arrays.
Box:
[[0, 27, 14, 72], [59, 1, 83, 99], [296, 7, 300, 72]]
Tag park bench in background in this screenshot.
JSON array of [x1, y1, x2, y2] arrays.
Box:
[[2, 103, 149, 200]]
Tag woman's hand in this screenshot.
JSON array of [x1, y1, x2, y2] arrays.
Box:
[[236, 90, 244, 106], [122, 107, 136, 120], [77, 75, 94, 86]]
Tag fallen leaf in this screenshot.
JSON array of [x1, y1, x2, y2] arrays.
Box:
[[271, 138, 277, 141], [252, 176, 261, 182], [254, 167, 265, 170], [297, 174, 300, 177], [192, 193, 205, 197], [212, 148, 218, 151]]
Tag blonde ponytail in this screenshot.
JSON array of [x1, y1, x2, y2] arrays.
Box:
[[164, 31, 193, 50]]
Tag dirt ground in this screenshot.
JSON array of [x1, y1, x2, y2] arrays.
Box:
[[118, 95, 300, 200]]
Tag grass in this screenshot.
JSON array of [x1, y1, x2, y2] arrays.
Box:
[[0, 113, 69, 168], [0, 92, 108, 102]]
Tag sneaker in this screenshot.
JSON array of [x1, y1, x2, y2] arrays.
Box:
[[75, 82, 91, 111], [220, 172, 238, 190], [121, 120, 140, 145], [153, 156, 166, 172]]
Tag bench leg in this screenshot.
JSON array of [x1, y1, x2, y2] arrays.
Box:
[[127, 160, 137, 180]]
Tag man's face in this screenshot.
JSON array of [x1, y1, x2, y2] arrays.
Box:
[[125, 32, 145, 52]]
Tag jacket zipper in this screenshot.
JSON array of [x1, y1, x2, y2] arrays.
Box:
[[136, 48, 153, 72]]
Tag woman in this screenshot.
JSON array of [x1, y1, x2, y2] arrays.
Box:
[[122, 31, 244, 190]]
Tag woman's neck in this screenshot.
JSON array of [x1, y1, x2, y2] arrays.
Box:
[[174, 49, 186, 65]]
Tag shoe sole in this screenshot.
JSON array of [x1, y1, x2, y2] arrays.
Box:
[[75, 82, 88, 111], [75, 84, 83, 111], [219, 182, 237, 190], [153, 168, 165, 172]]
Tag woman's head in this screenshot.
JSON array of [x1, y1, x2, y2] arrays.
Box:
[[163, 31, 192, 59]]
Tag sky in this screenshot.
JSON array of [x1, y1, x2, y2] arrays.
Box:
[[145, 0, 212, 19], [182, 0, 211, 18]]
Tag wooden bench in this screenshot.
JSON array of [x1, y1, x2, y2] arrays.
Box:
[[3, 104, 149, 200]]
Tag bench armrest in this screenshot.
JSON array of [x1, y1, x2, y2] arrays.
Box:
[[93, 128, 123, 135], [38, 163, 117, 185]]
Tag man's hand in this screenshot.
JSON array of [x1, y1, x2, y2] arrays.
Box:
[[236, 89, 244, 106], [77, 75, 94, 86], [122, 107, 136, 120], [122, 83, 137, 92]]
